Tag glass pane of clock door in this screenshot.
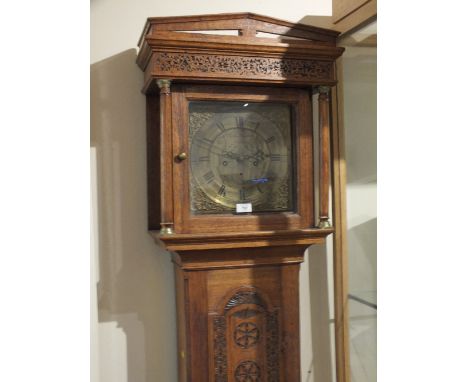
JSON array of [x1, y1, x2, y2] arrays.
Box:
[[188, 101, 296, 215]]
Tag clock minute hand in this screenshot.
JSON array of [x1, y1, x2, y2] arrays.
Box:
[[191, 140, 229, 158], [190, 140, 244, 161]]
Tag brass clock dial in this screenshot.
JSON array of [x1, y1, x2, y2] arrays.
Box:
[[188, 101, 295, 214]]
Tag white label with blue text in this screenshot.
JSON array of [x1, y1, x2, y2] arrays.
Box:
[[236, 203, 252, 213]]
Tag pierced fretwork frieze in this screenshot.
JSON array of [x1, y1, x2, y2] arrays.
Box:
[[154, 52, 333, 81]]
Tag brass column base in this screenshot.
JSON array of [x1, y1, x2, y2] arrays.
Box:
[[160, 223, 174, 235], [318, 218, 332, 229]]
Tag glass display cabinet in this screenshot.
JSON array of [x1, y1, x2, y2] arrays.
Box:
[[339, 20, 377, 382]]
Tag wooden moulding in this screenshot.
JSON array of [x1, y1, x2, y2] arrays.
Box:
[[171, 245, 310, 271], [151, 228, 334, 251], [136, 13, 344, 93], [333, 0, 371, 24], [333, 0, 376, 35]]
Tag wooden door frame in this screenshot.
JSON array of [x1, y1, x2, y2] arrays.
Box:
[[331, 56, 351, 382], [331, 19, 377, 382], [299, 0, 376, 36]]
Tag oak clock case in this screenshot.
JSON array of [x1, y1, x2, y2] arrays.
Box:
[[136, 13, 344, 382], [171, 85, 314, 234]]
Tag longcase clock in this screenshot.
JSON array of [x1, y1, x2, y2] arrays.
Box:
[[136, 13, 344, 382]]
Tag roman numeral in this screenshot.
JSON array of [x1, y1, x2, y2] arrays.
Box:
[[270, 154, 282, 161], [194, 137, 214, 150], [265, 136, 276, 143], [203, 171, 214, 183], [236, 116, 245, 129], [217, 184, 226, 197], [239, 188, 246, 201], [216, 122, 225, 131]]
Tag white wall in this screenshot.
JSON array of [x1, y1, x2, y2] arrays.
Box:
[[91, 0, 331, 64], [91, 2, 336, 381]]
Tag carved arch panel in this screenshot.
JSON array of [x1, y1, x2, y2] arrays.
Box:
[[211, 288, 280, 382]]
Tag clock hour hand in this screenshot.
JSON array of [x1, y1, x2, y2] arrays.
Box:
[[222, 150, 243, 161], [242, 149, 265, 162]]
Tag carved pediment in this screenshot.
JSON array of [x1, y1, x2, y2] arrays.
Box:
[[138, 12, 340, 45], [136, 13, 344, 92]]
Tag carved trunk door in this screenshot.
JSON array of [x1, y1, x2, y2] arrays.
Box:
[[210, 288, 280, 382]]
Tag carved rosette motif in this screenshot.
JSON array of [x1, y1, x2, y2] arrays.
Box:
[[234, 322, 260, 348], [213, 289, 280, 381], [155, 52, 333, 81], [235, 361, 261, 382]]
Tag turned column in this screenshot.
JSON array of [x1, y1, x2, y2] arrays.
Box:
[[157, 79, 174, 235], [318, 86, 332, 228]]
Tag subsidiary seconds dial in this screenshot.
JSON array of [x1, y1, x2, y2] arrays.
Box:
[[189, 102, 294, 213]]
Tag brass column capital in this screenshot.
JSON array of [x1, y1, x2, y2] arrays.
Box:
[[157, 79, 172, 94], [317, 85, 331, 94]]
